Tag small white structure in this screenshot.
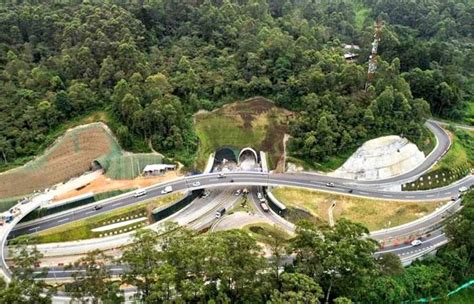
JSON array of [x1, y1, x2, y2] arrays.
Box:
[[342, 44, 360, 61], [143, 164, 176, 176]]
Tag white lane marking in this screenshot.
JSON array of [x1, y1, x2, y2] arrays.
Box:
[[28, 226, 41, 231], [85, 211, 94, 215], [57, 218, 69, 223], [383, 194, 393, 198], [427, 194, 434, 197], [444, 192, 451, 195], [112, 203, 121, 207], [359, 191, 369, 195], [406, 195, 415, 199]]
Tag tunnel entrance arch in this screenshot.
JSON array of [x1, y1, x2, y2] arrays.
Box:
[[214, 147, 238, 166], [238, 147, 259, 165]]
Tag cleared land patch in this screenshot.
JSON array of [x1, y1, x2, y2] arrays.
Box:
[[0, 122, 170, 199], [20, 193, 184, 244], [194, 97, 292, 170], [53, 172, 181, 202], [271, 187, 445, 231]]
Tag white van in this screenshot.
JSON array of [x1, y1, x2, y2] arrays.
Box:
[[134, 189, 147, 197], [161, 186, 173, 194]]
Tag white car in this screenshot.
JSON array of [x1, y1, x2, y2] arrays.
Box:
[[161, 186, 173, 194], [458, 186, 468, 193], [326, 182, 335, 187], [411, 239, 423, 247], [192, 181, 201, 187], [134, 189, 147, 197], [257, 192, 263, 199], [235, 189, 241, 196]]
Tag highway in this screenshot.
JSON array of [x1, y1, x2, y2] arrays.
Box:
[[0, 119, 471, 287], [9, 172, 474, 239], [7, 120, 461, 239]]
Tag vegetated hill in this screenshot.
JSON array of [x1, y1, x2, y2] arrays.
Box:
[[194, 97, 292, 170]]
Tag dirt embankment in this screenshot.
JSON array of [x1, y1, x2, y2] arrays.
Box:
[[54, 171, 181, 201]]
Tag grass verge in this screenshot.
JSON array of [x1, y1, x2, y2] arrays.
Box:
[[403, 128, 473, 191], [464, 101, 474, 126], [0, 196, 22, 213], [271, 187, 445, 231], [242, 222, 292, 244], [18, 193, 184, 244]]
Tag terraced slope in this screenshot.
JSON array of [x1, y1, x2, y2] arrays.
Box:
[[0, 123, 121, 199]]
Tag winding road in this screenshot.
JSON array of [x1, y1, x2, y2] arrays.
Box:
[[0, 120, 472, 294]]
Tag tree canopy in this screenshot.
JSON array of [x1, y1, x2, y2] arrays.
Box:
[[0, 0, 471, 169]]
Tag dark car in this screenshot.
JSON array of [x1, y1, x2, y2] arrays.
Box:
[[94, 205, 103, 211]]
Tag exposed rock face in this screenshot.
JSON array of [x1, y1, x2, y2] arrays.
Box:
[[329, 135, 425, 180]]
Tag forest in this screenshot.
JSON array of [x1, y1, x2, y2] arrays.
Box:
[[0, 0, 471, 169]]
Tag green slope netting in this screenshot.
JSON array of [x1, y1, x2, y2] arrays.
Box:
[[98, 153, 164, 180]]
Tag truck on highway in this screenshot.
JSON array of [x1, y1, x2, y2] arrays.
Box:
[[215, 207, 226, 218], [259, 199, 269, 212], [2, 213, 14, 223], [161, 186, 173, 194]]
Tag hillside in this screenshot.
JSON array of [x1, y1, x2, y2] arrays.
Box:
[[0, 123, 165, 199], [194, 97, 292, 170]]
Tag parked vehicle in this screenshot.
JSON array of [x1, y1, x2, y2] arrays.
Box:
[[161, 186, 173, 194], [215, 207, 226, 218], [134, 189, 147, 197]]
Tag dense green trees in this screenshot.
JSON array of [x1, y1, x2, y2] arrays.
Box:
[[0, 238, 52, 303], [0, 0, 470, 170]]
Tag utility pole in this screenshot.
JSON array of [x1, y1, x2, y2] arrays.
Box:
[[365, 18, 383, 90]]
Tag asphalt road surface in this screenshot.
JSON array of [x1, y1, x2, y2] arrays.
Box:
[[10, 172, 474, 239]]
